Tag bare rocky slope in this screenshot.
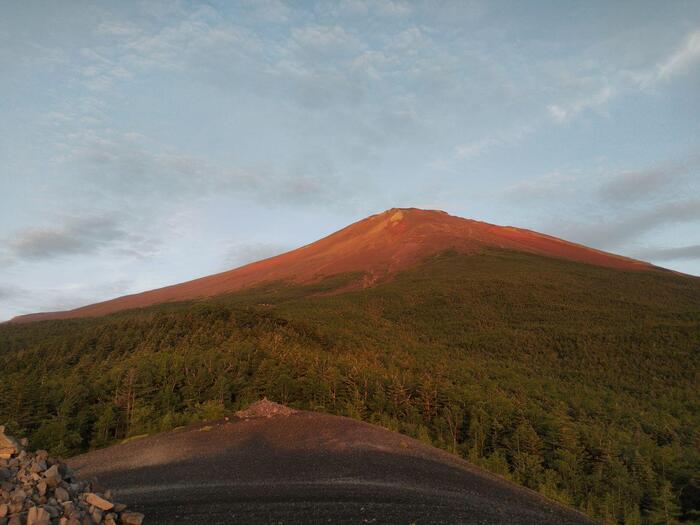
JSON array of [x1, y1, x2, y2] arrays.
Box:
[[68, 401, 594, 525], [12, 208, 654, 323]]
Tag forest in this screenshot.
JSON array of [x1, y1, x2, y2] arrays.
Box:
[[1, 249, 699, 524]]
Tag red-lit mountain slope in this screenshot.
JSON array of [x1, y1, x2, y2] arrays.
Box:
[[11, 208, 654, 322]]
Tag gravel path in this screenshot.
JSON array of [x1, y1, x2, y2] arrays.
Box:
[[68, 410, 594, 525]]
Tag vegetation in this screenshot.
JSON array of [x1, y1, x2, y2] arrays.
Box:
[[1, 249, 699, 524]]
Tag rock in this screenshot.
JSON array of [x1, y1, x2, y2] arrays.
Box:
[[120, 511, 145, 525], [27, 506, 51, 525], [45, 504, 60, 518], [55, 487, 70, 502], [235, 398, 297, 419], [0, 428, 21, 460], [84, 493, 113, 511], [10, 488, 26, 503], [0, 427, 145, 524], [44, 465, 61, 487]]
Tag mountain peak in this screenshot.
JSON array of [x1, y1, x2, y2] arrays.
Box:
[[11, 208, 654, 323]]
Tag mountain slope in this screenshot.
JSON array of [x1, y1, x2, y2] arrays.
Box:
[[68, 403, 594, 525], [2, 249, 699, 522], [11, 208, 655, 322]]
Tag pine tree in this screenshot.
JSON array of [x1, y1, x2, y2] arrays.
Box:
[[647, 481, 681, 525]]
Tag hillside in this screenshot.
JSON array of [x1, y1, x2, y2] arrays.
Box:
[[10, 208, 654, 322], [67, 401, 594, 524], [1, 248, 699, 523]]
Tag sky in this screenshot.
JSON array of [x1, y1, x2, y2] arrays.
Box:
[[1, 0, 699, 320]]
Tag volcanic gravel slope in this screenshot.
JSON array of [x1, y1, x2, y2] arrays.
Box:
[[68, 406, 594, 525], [12, 207, 654, 322]]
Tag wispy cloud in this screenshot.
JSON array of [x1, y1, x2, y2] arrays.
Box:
[[557, 199, 700, 249], [648, 29, 700, 84], [546, 28, 700, 123], [222, 242, 291, 270], [547, 85, 615, 123], [454, 125, 535, 160], [502, 172, 578, 201], [4, 215, 155, 262], [632, 244, 700, 262], [0, 279, 133, 320], [598, 152, 700, 202], [56, 130, 349, 207]]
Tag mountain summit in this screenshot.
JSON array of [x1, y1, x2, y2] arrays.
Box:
[[11, 208, 653, 322]]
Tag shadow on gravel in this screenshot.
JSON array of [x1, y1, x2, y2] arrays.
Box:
[[70, 415, 594, 525]]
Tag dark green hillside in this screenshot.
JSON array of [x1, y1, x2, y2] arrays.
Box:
[[1, 250, 699, 523]]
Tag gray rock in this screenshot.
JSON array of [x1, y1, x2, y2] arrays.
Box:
[[55, 487, 70, 503]]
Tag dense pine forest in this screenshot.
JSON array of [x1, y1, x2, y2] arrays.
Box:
[[1, 250, 699, 524]]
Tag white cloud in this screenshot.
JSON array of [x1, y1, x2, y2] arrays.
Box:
[[331, 0, 412, 18], [656, 29, 700, 81], [547, 85, 615, 123], [222, 242, 291, 269], [502, 172, 577, 201], [453, 125, 535, 161]]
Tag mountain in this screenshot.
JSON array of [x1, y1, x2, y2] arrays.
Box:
[[11, 208, 654, 322], [2, 208, 699, 523], [68, 400, 593, 524]]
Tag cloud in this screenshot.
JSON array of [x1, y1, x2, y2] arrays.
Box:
[[544, 28, 700, 125], [7, 216, 129, 260], [222, 242, 291, 269], [632, 244, 700, 262], [599, 152, 700, 202], [57, 130, 348, 207], [291, 25, 363, 57], [559, 199, 700, 248], [547, 85, 615, 123], [0, 279, 133, 321], [502, 172, 577, 201], [454, 124, 534, 160], [329, 0, 412, 18], [655, 29, 700, 82], [0, 285, 23, 301]]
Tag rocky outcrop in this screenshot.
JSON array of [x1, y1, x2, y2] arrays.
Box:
[[0, 427, 144, 525], [234, 398, 297, 419]]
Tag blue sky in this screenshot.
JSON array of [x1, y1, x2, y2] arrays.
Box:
[[1, 0, 699, 320]]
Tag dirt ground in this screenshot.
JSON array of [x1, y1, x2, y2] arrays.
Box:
[[68, 409, 594, 525]]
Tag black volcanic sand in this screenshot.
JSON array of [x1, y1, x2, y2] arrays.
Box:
[[68, 411, 594, 524]]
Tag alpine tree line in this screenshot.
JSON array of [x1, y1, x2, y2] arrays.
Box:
[[1, 250, 698, 524]]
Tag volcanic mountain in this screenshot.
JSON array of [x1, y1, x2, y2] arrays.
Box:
[[12, 207, 654, 322]]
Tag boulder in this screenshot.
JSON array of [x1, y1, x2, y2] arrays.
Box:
[[85, 493, 113, 511]]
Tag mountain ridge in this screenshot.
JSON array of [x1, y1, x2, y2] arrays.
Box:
[[11, 208, 656, 323]]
